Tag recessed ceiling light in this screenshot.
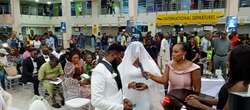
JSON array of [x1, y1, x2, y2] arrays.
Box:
[[47, 1, 51, 4]]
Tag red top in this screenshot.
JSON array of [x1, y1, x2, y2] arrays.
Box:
[[231, 35, 240, 48]]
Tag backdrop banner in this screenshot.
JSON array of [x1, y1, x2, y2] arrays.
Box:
[[156, 12, 224, 25]]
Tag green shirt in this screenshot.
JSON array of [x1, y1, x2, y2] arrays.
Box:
[[207, 50, 213, 61], [38, 62, 64, 96], [38, 62, 64, 81], [85, 64, 93, 76]]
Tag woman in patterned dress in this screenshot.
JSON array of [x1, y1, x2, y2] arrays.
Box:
[[63, 49, 92, 109]]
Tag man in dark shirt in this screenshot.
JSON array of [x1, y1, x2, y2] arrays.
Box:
[[22, 49, 45, 95], [212, 32, 231, 78]]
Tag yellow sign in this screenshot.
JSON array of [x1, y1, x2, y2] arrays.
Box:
[[156, 12, 224, 25]]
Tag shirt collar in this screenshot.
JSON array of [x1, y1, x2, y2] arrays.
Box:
[[103, 58, 112, 66]]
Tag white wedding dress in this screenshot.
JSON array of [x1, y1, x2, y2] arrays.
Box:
[[118, 42, 165, 110], [123, 67, 151, 110]]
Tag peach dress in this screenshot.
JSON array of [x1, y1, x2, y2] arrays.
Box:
[[168, 61, 200, 92]]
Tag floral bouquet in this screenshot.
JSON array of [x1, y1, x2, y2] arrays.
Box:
[[162, 96, 171, 110], [80, 74, 90, 81]]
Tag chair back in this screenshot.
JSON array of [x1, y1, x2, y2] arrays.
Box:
[[28, 100, 49, 110], [62, 78, 82, 101], [28, 95, 51, 110], [4, 66, 17, 76]]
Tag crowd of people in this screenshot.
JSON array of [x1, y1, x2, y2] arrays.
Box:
[[3, 30, 59, 52], [0, 29, 250, 110]]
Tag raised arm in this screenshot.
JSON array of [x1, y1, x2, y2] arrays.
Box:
[[149, 65, 169, 85], [191, 69, 201, 93]]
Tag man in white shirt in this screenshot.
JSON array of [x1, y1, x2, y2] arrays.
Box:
[[52, 48, 63, 59], [200, 35, 211, 58], [46, 36, 55, 50], [158, 35, 171, 72], [18, 33, 24, 42], [40, 46, 50, 62], [91, 44, 132, 110], [33, 37, 42, 49]]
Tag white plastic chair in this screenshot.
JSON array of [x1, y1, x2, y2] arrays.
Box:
[[4, 65, 22, 89], [28, 100, 50, 110], [62, 78, 91, 110], [65, 98, 90, 109], [6, 74, 22, 89]]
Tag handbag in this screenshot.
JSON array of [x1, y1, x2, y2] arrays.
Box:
[[4, 66, 17, 76]]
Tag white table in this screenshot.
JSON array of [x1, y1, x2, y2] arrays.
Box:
[[65, 98, 90, 108], [201, 78, 225, 97]]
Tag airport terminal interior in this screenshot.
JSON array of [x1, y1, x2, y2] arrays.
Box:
[[1, 0, 250, 110]]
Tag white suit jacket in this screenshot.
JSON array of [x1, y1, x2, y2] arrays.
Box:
[[91, 63, 124, 110]]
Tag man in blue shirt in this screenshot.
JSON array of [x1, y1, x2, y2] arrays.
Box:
[[46, 34, 55, 50], [7, 32, 20, 49]]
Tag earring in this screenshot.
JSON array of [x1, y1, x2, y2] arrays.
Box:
[[182, 56, 185, 60]]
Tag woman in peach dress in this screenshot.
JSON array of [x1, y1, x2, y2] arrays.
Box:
[[149, 43, 201, 93]]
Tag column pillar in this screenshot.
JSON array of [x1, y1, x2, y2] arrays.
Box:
[[92, 0, 99, 36], [128, 0, 137, 22], [127, 0, 138, 34], [62, 0, 72, 48], [225, 0, 239, 32], [92, 0, 99, 18], [226, 0, 239, 16], [11, 0, 21, 33]]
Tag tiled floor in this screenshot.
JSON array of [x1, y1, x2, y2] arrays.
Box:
[[6, 86, 67, 110]]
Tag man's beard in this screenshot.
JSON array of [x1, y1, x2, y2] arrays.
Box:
[[111, 59, 121, 70]]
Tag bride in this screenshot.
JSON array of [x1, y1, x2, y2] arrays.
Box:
[[118, 41, 165, 110]]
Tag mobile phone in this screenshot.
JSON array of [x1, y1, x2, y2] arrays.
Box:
[[138, 62, 149, 80]]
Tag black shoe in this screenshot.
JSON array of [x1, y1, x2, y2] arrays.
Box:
[[52, 103, 61, 108], [34, 92, 40, 96], [45, 92, 49, 96], [61, 100, 65, 106]]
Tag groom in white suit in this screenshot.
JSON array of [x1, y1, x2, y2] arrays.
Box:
[[91, 44, 132, 110]]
